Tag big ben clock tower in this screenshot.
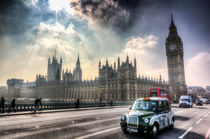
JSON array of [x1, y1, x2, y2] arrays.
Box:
[[166, 15, 187, 100]]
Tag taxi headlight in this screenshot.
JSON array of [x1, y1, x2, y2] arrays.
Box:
[[121, 115, 126, 121], [144, 118, 149, 123]]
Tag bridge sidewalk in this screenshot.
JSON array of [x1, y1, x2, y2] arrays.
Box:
[[0, 105, 128, 117]]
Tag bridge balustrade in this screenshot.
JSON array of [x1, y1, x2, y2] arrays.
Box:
[[2, 101, 133, 112]]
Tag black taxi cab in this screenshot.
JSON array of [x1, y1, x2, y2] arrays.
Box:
[[120, 97, 175, 136]]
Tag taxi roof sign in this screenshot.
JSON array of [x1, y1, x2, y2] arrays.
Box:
[[144, 98, 150, 101]]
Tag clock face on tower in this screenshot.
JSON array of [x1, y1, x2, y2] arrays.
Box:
[[169, 44, 176, 51]]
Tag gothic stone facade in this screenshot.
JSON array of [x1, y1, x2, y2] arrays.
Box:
[[166, 16, 187, 100], [98, 56, 168, 101], [47, 56, 62, 81], [36, 55, 168, 102]]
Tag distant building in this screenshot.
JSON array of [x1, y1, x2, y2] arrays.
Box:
[[7, 79, 36, 98], [7, 79, 23, 98], [206, 86, 210, 93], [187, 86, 205, 97]]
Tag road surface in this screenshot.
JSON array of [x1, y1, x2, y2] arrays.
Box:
[[0, 104, 210, 139]]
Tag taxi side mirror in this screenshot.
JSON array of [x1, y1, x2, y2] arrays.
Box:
[[129, 105, 132, 110]]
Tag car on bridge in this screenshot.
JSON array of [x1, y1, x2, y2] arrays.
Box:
[[120, 97, 175, 137], [205, 99, 210, 104], [196, 99, 203, 106], [179, 95, 193, 108]]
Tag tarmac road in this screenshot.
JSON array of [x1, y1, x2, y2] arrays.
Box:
[[0, 104, 210, 139]]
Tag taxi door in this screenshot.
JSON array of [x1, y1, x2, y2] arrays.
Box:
[[158, 100, 170, 129], [164, 100, 172, 127], [166, 100, 174, 126]]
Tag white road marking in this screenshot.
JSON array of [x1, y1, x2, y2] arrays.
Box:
[[174, 107, 197, 114], [175, 110, 186, 114], [204, 114, 208, 118], [75, 127, 120, 139], [178, 110, 210, 138], [175, 109, 194, 114], [178, 127, 193, 139], [196, 118, 203, 124], [205, 128, 210, 139]]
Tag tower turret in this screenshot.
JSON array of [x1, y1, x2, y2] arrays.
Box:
[[48, 57, 50, 64], [126, 55, 129, 63], [76, 54, 80, 67], [47, 55, 62, 81], [169, 14, 177, 32], [73, 53, 82, 81], [114, 62, 116, 71], [118, 57, 120, 68], [167, 14, 181, 42], [60, 57, 62, 64], [106, 59, 108, 67], [159, 74, 162, 82], [99, 60, 101, 69]]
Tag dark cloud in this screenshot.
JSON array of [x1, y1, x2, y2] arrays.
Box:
[[0, 0, 31, 37], [70, 0, 210, 43], [70, 0, 143, 31], [174, 0, 210, 44], [0, 0, 55, 45]]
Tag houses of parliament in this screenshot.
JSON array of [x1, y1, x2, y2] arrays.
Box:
[[36, 54, 168, 102], [35, 16, 187, 102]]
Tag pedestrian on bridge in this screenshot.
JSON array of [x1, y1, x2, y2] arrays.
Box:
[[0, 97, 5, 113], [76, 98, 80, 108], [8, 98, 16, 113], [110, 100, 113, 106], [34, 98, 42, 113]]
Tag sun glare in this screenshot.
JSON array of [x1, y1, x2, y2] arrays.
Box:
[[49, 0, 70, 12]]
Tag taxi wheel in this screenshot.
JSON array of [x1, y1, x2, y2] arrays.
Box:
[[151, 123, 159, 137], [121, 126, 128, 134], [169, 118, 174, 129]]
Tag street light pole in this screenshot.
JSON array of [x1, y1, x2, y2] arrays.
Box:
[[98, 85, 104, 103]]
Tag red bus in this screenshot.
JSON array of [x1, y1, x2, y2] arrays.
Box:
[[149, 88, 172, 103]]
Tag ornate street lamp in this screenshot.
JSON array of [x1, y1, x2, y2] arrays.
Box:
[[97, 85, 104, 103]]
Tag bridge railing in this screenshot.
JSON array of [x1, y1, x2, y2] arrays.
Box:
[[2, 101, 133, 112]]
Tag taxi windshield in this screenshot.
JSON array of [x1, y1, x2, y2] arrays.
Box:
[[132, 100, 157, 111]]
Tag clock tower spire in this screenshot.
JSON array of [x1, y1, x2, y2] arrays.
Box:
[[166, 15, 187, 100], [169, 14, 177, 32]]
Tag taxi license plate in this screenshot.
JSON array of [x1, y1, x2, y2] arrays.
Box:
[[127, 127, 138, 133]]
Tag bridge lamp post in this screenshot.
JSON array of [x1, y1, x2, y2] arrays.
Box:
[[98, 86, 104, 103]]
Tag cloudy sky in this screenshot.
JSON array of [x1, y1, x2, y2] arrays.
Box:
[[0, 0, 209, 87]]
